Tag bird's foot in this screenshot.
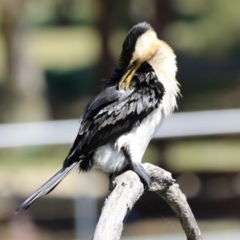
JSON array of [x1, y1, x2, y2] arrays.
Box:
[[109, 165, 151, 192], [121, 146, 151, 191], [132, 163, 152, 192], [109, 165, 131, 190]]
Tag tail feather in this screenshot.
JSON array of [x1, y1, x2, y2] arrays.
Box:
[[16, 162, 78, 213]]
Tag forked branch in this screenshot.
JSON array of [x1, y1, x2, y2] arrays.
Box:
[[93, 163, 202, 240]]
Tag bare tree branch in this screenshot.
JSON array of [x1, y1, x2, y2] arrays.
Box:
[[93, 163, 202, 240], [145, 163, 202, 240]]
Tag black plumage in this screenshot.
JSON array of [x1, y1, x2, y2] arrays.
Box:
[[64, 62, 164, 171], [119, 22, 153, 69]]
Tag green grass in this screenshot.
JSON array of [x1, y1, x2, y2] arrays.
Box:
[[0, 145, 71, 169], [1, 138, 240, 172], [165, 138, 240, 172]]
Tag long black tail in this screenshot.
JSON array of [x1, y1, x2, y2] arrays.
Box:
[[16, 162, 78, 213]]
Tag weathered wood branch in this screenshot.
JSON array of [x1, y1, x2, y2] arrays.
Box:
[[93, 163, 202, 240]]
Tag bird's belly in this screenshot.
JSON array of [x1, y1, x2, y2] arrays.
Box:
[[115, 107, 163, 164], [93, 107, 163, 173], [93, 144, 127, 173]]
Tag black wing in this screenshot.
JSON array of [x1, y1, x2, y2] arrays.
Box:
[[63, 71, 164, 169]]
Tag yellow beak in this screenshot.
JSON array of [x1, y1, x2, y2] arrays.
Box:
[[118, 62, 141, 90]]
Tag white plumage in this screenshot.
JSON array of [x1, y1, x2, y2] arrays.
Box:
[[94, 107, 162, 173]]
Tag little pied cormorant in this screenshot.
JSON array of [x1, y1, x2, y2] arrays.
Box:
[[16, 22, 180, 212]]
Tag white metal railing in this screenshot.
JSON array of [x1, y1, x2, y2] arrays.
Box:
[[0, 109, 240, 148]]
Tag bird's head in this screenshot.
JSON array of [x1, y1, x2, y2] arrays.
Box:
[[118, 22, 178, 93]]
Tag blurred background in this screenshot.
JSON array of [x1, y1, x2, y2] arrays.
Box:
[[0, 0, 240, 239]]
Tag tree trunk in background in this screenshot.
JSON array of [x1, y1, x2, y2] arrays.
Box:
[[154, 0, 170, 38], [98, 0, 114, 87], [0, 0, 49, 123]]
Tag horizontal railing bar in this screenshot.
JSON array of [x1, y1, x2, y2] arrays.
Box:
[[0, 109, 239, 148]]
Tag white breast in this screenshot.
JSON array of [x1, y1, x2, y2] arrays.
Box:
[[93, 106, 163, 173]]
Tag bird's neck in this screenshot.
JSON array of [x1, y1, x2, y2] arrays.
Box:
[[148, 41, 180, 117]]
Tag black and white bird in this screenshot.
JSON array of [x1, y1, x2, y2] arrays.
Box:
[[16, 22, 180, 212]]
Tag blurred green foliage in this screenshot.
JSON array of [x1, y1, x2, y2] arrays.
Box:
[[167, 0, 240, 58]]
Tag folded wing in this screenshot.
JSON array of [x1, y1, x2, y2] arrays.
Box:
[[64, 72, 164, 168]]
